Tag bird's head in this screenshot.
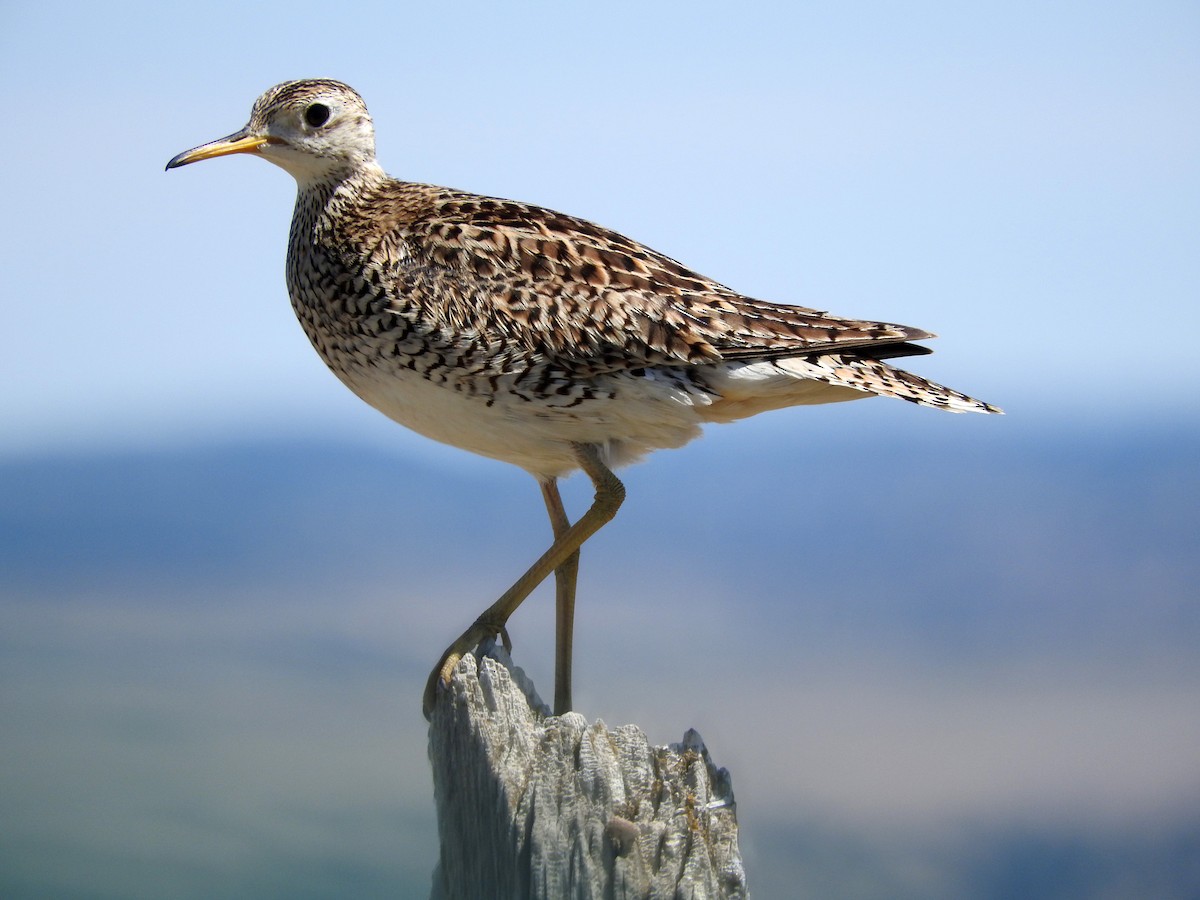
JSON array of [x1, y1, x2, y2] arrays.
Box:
[[166, 79, 379, 185]]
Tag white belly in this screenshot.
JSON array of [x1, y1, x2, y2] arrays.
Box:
[[339, 363, 711, 479]]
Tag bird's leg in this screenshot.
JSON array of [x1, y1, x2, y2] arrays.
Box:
[[539, 477, 580, 716], [423, 443, 624, 719]]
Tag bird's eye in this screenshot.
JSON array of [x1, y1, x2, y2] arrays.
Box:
[[304, 103, 331, 128]]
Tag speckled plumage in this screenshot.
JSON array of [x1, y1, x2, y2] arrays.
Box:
[[168, 79, 1000, 715]]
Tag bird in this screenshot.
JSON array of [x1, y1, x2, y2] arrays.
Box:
[[166, 79, 1001, 719]]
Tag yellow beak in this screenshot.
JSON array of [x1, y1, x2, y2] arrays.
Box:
[[165, 129, 278, 170]]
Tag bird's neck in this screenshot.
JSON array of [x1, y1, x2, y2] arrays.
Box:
[[291, 163, 388, 239], [293, 159, 386, 198]]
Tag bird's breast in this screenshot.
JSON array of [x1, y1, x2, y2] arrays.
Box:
[[281, 209, 725, 474]]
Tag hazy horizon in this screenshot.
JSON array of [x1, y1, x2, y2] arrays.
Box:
[[4, 417, 1198, 897]]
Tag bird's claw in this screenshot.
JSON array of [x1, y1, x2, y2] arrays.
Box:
[[421, 619, 511, 720]]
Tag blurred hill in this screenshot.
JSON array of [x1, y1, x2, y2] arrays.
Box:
[[2, 417, 1198, 898], [5, 417, 1197, 655]]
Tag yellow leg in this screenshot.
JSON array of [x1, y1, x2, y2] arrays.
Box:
[[540, 478, 579, 716], [423, 443, 625, 719]]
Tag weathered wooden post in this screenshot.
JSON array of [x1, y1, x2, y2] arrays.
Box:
[[428, 648, 748, 899]]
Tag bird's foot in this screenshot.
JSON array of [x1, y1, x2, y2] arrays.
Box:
[[422, 618, 512, 719]]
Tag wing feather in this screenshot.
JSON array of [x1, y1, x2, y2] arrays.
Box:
[[380, 187, 934, 372]]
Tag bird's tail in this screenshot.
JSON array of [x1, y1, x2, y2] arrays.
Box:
[[777, 353, 1003, 414]]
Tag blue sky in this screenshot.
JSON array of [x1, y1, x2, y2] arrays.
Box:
[[2, 1, 1197, 456]]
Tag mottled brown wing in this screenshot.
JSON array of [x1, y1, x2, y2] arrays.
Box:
[[401, 189, 933, 371]]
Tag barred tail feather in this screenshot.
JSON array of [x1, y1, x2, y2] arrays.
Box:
[[777, 354, 1003, 414]]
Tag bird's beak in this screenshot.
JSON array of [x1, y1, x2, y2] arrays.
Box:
[[165, 128, 278, 170]]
